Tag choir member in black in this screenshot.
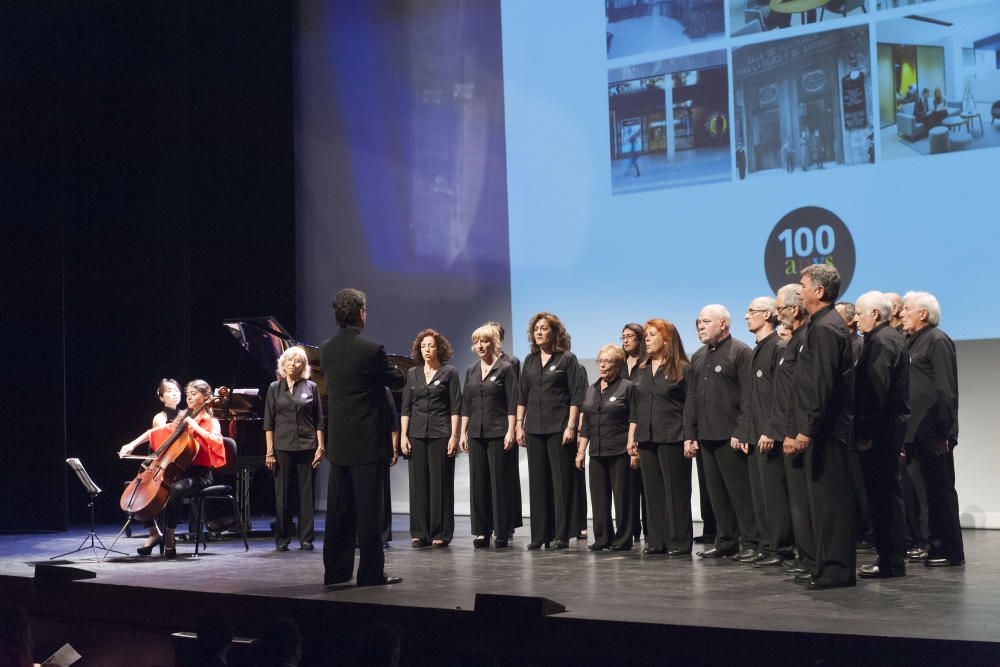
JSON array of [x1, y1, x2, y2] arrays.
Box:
[[320, 288, 405, 586], [401, 329, 462, 547], [628, 319, 692, 555], [684, 305, 759, 560], [118, 378, 183, 554], [576, 345, 636, 551], [382, 387, 400, 546], [835, 302, 865, 366], [263, 346, 325, 551], [688, 316, 717, 546], [459, 324, 517, 548], [773, 284, 816, 575], [516, 312, 586, 550], [744, 297, 794, 567], [488, 321, 524, 539], [621, 323, 649, 544], [854, 291, 910, 578], [900, 291, 964, 567], [784, 264, 856, 589]]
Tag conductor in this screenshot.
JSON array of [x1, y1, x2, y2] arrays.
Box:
[[320, 288, 406, 586]]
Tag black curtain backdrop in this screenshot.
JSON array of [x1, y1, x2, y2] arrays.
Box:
[[1, 2, 295, 529]]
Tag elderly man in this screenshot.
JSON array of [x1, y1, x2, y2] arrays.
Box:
[[854, 291, 910, 578], [744, 297, 793, 567], [785, 265, 856, 589], [883, 292, 905, 332], [771, 284, 815, 575], [901, 291, 964, 567], [684, 305, 759, 560], [835, 302, 864, 366]]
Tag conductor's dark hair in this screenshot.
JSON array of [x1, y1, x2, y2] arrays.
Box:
[[333, 288, 366, 327]]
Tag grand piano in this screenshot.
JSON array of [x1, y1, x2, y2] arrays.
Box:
[[219, 317, 414, 527]]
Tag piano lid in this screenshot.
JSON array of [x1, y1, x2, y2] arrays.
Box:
[[223, 317, 415, 404]]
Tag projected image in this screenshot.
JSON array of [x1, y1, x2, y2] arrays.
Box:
[[732, 26, 875, 180], [606, 0, 724, 59], [730, 0, 868, 37], [876, 0, 939, 9], [608, 50, 731, 194], [877, 4, 1000, 160]]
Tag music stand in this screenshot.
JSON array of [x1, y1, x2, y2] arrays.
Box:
[[52, 458, 128, 560]]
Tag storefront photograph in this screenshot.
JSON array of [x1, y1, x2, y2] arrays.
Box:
[[731, 26, 875, 180], [877, 2, 1000, 160], [876, 0, 939, 10], [608, 50, 731, 194], [606, 0, 724, 59], [730, 0, 867, 37]]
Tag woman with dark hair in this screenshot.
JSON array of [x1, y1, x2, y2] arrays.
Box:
[[621, 323, 649, 544], [118, 378, 183, 555], [515, 312, 586, 550], [576, 344, 636, 551], [459, 323, 517, 548], [628, 319, 693, 555], [401, 329, 461, 547], [263, 346, 324, 551]]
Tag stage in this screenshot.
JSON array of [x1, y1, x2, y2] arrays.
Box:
[[2, 516, 997, 665]]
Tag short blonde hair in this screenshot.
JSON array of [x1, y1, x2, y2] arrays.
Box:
[[470, 323, 501, 354], [597, 344, 625, 367], [276, 346, 312, 380]]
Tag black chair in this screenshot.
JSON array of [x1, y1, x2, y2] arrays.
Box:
[[190, 437, 249, 555]]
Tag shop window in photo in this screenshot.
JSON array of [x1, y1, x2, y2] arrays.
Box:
[[606, 0, 725, 60]]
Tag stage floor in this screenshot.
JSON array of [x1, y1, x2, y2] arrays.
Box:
[[3, 515, 998, 664]]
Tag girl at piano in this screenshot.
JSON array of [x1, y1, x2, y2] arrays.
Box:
[[118, 378, 183, 555]]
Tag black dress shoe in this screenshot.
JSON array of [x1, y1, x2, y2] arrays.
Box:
[[642, 546, 666, 555], [753, 555, 785, 568], [859, 562, 906, 578], [493, 538, 509, 548], [411, 538, 430, 548], [610, 543, 632, 552], [793, 572, 814, 583], [136, 536, 163, 556], [737, 550, 765, 563], [526, 541, 548, 550], [300, 543, 314, 551], [276, 543, 289, 552], [697, 547, 737, 559], [473, 536, 489, 549], [694, 534, 715, 544], [666, 548, 692, 557], [588, 543, 609, 551], [925, 556, 965, 567], [730, 547, 757, 561], [796, 575, 854, 590], [357, 575, 403, 587], [784, 564, 809, 574], [551, 539, 569, 550], [907, 547, 928, 561]]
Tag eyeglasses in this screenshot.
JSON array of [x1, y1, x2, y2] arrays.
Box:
[[619, 334, 638, 341], [746, 308, 770, 315], [775, 305, 797, 313]]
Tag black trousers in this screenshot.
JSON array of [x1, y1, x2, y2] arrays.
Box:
[[589, 454, 633, 548], [910, 443, 964, 563], [694, 453, 717, 538], [510, 447, 524, 533], [382, 464, 393, 543], [572, 465, 588, 536], [630, 468, 648, 540], [902, 455, 929, 548], [638, 441, 692, 552], [162, 467, 213, 530], [408, 437, 455, 543], [848, 446, 873, 541], [748, 445, 794, 558], [469, 437, 514, 539], [700, 440, 759, 552], [273, 448, 316, 547], [803, 439, 856, 585], [859, 442, 906, 566], [526, 432, 576, 544], [784, 448, 816, 569], [324, 461, 385, 585]]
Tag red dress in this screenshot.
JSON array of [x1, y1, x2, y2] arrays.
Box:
[[150, 412, 226, 469]]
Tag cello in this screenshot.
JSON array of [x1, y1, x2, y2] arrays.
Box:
[[120, 387, 229, 522]]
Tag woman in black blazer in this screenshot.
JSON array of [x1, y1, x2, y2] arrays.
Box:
[[401, 329, 461, 547], [515, 312, 586, 550], [459, 323, 517, 548], [628, 318, 693, 555], [575, 344, 636, 551], [621, 322, 649, 544]]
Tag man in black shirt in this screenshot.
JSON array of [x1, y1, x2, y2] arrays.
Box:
[[684, 305, 759, 560], [785, 264, 856, 589], [854, 291, 910, 578], [744, 297, 793, 567], [900, 291, 964, 567]]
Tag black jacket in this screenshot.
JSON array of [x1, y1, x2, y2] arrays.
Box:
[[318, 327, 405, 466], [683, 335, 752, 443], [855, 322, 910, 449], [518, 351, 586, 435], [904, 325, 958, 444], [580, 376, 634, 457], [402, 364, 462, 439], [771, 324, 805, 440], [462, 359, 517, 439], [749, 331, 786, 443], [262, 379, 324, 452], [630, 362, 687, 444], [790, 304, 854, 444]]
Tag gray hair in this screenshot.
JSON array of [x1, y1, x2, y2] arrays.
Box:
[[904, 291, 942, 326], [855, 291, 891, 323], [800, 264, 842, 302], [777, 283, 803, 308], [750, 296, 778, 326], [702, 304, 732, 325], [277, 346, 312, 380]]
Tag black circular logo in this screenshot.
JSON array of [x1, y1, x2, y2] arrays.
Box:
[[764, 206, 855, 294]]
